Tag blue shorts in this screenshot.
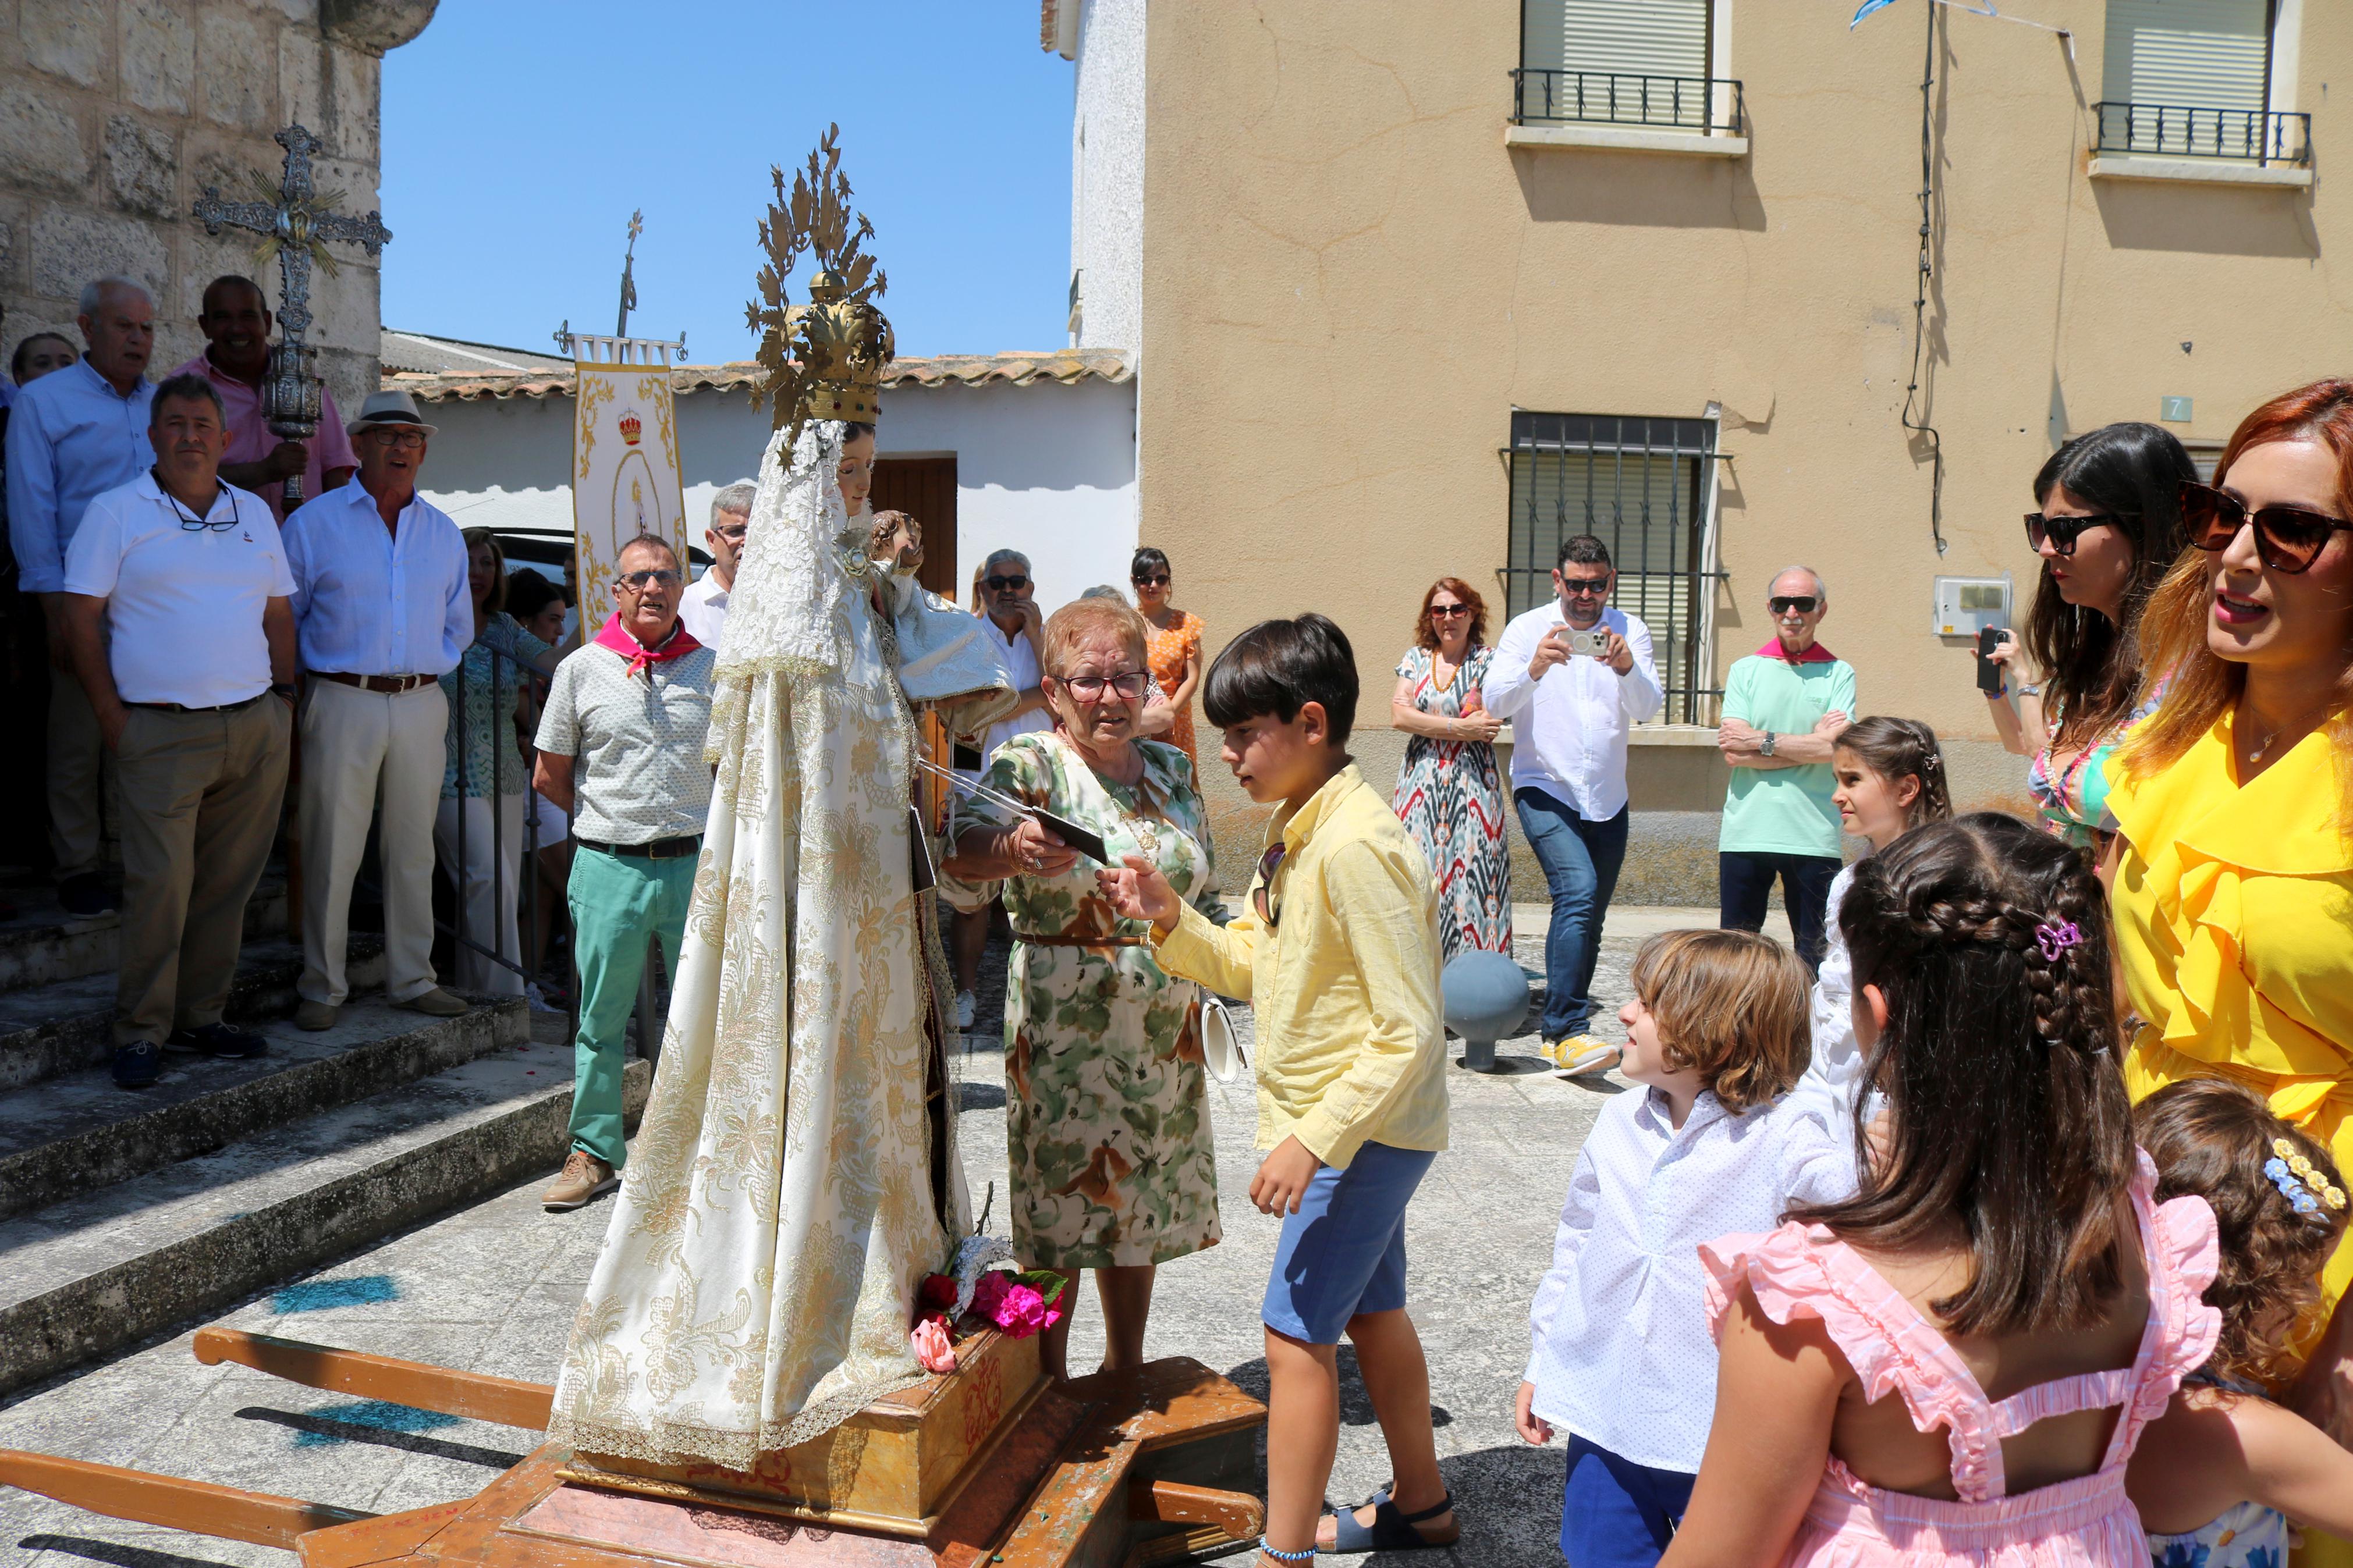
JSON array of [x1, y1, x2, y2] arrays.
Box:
[[1262, 1140, 1436, 1344], [1560, 1435, 1695, 1568]]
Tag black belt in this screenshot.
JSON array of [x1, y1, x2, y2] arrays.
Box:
[[127, 692, 267, 714], [579, 834, 702, 860]]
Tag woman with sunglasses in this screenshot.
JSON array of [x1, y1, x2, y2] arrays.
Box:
[[939, 596, 1223, 1382], [1987, 421, 2194, 852], [2105, 381, 2353, 1508], [1132, 546, 1205, 768], [1390, 577, 1510, 959]]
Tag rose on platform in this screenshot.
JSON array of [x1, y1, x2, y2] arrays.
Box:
[[911, 1314, 958, 1375], [917, 1272, 959, 1314], [965, 1268, 1067, 1339]]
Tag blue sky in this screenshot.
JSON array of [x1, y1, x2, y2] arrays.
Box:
[[379, 2, 1074, 362]]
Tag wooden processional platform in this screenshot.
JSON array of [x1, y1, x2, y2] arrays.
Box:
[[0, 1327, 1266, 1568]]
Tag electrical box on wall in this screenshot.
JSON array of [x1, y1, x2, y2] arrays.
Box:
[[1932, 575, 2013, 637]]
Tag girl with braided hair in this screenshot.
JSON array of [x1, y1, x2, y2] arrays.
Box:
[[2126, 1079, 2353, 1563], [1661, 814, 2221, 1568], [1800, 717, 1952, 1125]]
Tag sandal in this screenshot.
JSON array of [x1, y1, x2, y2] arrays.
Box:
[[1324, 1490, 1457, 1553]]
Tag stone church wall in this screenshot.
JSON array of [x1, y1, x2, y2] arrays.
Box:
[[0, 0, 434, 414]]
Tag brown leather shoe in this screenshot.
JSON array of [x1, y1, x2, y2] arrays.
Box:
[[294, 1000, 339, 1032], [396, 987, 469, 1018], [542, 1150, 618, 1212]]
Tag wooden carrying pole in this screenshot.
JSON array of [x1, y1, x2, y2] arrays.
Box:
[[193, 1328, 555, 1430], [0, 1450, 369, 1549]]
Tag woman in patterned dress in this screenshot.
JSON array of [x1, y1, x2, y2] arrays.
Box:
[[1391, 577, 1511, 958], [941, 596, 1222, 1381], [435, 529, 559, 994], [1132, 546, 1205, 769]]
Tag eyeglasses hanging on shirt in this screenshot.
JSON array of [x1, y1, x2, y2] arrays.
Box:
[[155, 473, 235, 532]]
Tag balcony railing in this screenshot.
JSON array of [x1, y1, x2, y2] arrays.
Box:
[[2092, 101, 2312, 166], [1510, 68, 1745, 137]]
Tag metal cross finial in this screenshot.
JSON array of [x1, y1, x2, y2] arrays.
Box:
[[190, 125, 392, 512], [616, 209, 644, 337]]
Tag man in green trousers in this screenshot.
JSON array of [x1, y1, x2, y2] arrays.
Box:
[[531, 534, 716, 1211]]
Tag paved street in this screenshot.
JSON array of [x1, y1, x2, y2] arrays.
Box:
[[0, 903, 1787, 1568]]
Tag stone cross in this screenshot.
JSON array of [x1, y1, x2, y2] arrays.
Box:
[[193, 123, 393, 511]]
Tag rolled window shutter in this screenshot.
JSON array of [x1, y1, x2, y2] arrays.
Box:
[[1523, 0, 1709, 81], [2102, 0, 2269, 110]]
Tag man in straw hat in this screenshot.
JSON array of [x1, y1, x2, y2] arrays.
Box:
[[279, 389, 473, 1031]]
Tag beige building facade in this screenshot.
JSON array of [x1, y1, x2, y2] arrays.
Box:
[[1049, 0, 2350, 898]]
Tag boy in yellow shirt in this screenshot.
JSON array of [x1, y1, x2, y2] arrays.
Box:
[[1102, 613, 1454, 1563]]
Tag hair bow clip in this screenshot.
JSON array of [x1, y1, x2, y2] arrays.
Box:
[[2033, 919, 2083, 962]]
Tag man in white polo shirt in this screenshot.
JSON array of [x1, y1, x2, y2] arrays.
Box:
[[59, 374, 297, 1090], [676, 481, 751, 649], [281, 389, 473, 1030]]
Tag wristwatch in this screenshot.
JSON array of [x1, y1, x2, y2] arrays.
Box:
[[1761, 731, 1777, 759]]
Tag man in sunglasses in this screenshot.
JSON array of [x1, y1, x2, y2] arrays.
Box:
[[281, 389, 475, 1033], [948, 547, 1054, 1027], [533, 532, 717, 1211], [1715, 566, 1854, 973], [1484, 534, 1663, 1078], [677, 481, 753, 650], [59, 374, 297, 1087]]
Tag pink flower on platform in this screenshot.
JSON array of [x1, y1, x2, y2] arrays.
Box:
[[996, 1283, 1061, 1338], [911, 1315, 958, 1375], [969, 1271, 1010, 1320]]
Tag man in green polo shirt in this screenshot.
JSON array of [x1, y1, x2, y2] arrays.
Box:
[[1716, 566, 1854, 972]]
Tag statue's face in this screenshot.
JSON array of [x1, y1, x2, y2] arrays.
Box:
[[836, 430, 875, 513]]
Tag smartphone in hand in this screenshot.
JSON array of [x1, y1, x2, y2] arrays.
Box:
[[1976, 626, 2007, 695]]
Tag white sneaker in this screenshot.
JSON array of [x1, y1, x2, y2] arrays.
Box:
[[954, 990, 977, 1030]]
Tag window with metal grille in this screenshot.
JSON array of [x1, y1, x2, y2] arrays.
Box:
[[1515, 0, 1741, 136], [1502, 412, 1722, 726], [2095, 0, 2305, 164]]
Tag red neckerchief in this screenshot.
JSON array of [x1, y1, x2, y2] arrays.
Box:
[[1755, 636, 1838, 665], [594, 613, 701, 679]]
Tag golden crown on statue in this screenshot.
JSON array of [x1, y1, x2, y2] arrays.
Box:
[[746, 123, 895, 447]]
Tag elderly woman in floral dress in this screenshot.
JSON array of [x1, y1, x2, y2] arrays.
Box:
[[941, 596, 1222, 1381]]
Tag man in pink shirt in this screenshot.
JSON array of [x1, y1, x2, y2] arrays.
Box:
[[167, 275, 356, 522]]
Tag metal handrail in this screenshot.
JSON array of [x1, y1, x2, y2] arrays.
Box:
[[1510, 67, 1745, 136], [444, 633, 550, 986], [2091, 101, 2312, 166]]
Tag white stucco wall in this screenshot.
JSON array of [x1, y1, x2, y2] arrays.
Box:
[[1071, 0, 1145, 354], [414, 374, 1139, 614]]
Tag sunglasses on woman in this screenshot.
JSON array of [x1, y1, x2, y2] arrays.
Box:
[[2180, 480, 2353, 575], [1133, 573, 1171, 588], [2022, 511, 2129, 557], [1428, 602, 1470, 618]]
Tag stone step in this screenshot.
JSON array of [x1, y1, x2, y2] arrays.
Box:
[[0, 1016, 651, 1399], [0, 873, 289, 996], [0, 934, 386, 1094], [0, 982, 501, 1224]]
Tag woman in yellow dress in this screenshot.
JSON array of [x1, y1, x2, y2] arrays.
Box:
[[2104, 380, 2353, 1543]]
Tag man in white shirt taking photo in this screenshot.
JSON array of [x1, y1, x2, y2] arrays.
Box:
[[1482, 534, 1663, 1079]]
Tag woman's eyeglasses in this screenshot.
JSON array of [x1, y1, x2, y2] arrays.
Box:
[[1767, 595, 1819, 615], [2180, 480, 2353, 575], [1055, 671, 1151, 702], [984, 574, 1030, 592], [1133, 573, 1171, 588], [1428, 603, 1470, 618], [2022, 512, 2129, 557]]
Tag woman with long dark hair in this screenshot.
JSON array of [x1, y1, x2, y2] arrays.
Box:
[[1985, 422, 2193, 850], [1132, 545, 1205, 769]]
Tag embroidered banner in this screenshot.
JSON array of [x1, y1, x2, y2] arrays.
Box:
[[570, 342, 687, 614]]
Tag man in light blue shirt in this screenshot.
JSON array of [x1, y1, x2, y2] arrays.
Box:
[[279, 390, 472, 1030], [3, 278, 157, 915]]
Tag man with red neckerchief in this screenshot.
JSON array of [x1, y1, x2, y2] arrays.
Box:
[[531, 532, 715, 1212], [1716, 566, 1855, 974]]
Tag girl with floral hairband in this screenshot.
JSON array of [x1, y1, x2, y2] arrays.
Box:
[[2128, 1079, 2353, 1562]]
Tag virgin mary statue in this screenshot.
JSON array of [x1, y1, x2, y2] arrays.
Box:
[[547, 132, 1015, 1467]]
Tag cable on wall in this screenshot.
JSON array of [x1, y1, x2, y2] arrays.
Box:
[[1902, 0, 1949, 556]]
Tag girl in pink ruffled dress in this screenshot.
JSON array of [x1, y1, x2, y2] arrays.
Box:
[[1660, 814, 2222, 1568]]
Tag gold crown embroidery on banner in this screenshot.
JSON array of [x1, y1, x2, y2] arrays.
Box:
[[746, 123, 895, 449]]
